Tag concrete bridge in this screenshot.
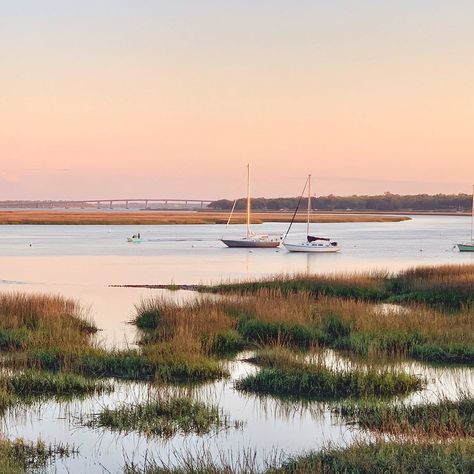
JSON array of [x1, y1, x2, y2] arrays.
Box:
[[0, 198, 214, 210]]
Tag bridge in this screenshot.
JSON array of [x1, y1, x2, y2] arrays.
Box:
[[0, 198, 214, 210]]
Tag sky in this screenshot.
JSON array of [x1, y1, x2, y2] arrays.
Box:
[[1, 0, 474, 200]]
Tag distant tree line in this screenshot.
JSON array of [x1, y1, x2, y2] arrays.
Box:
[[208, 193, 473, 212]]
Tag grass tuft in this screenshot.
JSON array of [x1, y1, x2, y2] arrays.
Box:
[[335, 396, 474, 437], [86, 397, 237, 438]]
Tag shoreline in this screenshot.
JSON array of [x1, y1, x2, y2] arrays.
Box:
[[0, 210, 410, 225]]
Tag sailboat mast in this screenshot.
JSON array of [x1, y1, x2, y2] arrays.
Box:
[[246, 163, 251, 238], [307, 174, 311, 236]]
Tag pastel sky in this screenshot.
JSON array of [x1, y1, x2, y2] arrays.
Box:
[[1, 1, 474, 200]]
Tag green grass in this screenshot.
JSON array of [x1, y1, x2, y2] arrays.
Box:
[[410, 342, 474, 365], [236, 362, 423, 400], [0, 438, 74, 474], [86, 397, 235, 438], [335, 396, 474, 437], [204, 330, 246, 356], [237, 318, 324, 349], [134, 309, 161, 330], [26, 346, 228, 383], [0, 328, 29, 351], [271, 439, 474, 474], [0, 370, 112, 398], [236, 313, 439, 362]]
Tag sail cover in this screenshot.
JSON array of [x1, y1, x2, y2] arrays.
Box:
[[307, 235, 330, 242]]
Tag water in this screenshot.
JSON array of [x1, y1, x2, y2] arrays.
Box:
[[0, 216, 473, 472]]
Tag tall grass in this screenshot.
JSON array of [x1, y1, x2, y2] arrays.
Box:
[[0, 293, 96, 352], [134, 288, 474, 365]]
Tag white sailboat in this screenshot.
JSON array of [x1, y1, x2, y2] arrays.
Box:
[[220, 164, 282, 248], [457, 185, 474, 252], [283, 174, 340, 253]]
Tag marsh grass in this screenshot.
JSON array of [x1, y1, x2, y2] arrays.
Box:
[[123, 439, 474, 473], [0, 438, 75, 474], [335, 396, 474, 437], [25, 346, 227, 383], [0, 370, 113, 398], [272, 439, 474, 474], [0, 293, 96, 353], [209, 264, 474, 310], [0, 210, 408, 226], [236, 348, 423, 400], [135, 289, 473, 366], [86, 397, 238, 438], [409, 342, 474, 364]]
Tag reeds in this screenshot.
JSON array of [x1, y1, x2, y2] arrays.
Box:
[[0, 293, 96, 352], [123, 439, 474, 473], [0, 438, 75, 474]]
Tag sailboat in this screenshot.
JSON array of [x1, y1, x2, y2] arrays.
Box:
[[457, 185, 474, 252], [220, 164, 282, 248], [283, 174, 340, 253]]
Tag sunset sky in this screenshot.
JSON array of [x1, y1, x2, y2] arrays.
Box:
[[1, 1, 474, 200]]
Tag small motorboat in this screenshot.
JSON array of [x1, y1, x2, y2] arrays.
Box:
[[127, 234, 142, 243]]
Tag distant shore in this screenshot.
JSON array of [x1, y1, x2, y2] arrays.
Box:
[[0, 210, 411, 225]]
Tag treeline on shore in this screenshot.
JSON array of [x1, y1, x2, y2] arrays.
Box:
[[209, 192, 472, 212]]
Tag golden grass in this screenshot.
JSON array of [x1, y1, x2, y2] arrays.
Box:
[[244, 290, 473, 345], [0, 210, 410, 225], [135, 297, 236, 357], [0, 293, 95, 350]]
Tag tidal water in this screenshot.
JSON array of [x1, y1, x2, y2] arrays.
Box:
[[0, 215, 473, 472]]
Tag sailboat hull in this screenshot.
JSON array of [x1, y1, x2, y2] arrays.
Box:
[[221, 238, 281, 248], [284, 242, 340, 253], [457, 243, 474, 252]]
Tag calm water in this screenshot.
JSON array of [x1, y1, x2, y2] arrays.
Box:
[[0, 216, 473, 472]]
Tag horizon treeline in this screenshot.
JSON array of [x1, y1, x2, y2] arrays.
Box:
[[209, 192, 473, 212]]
